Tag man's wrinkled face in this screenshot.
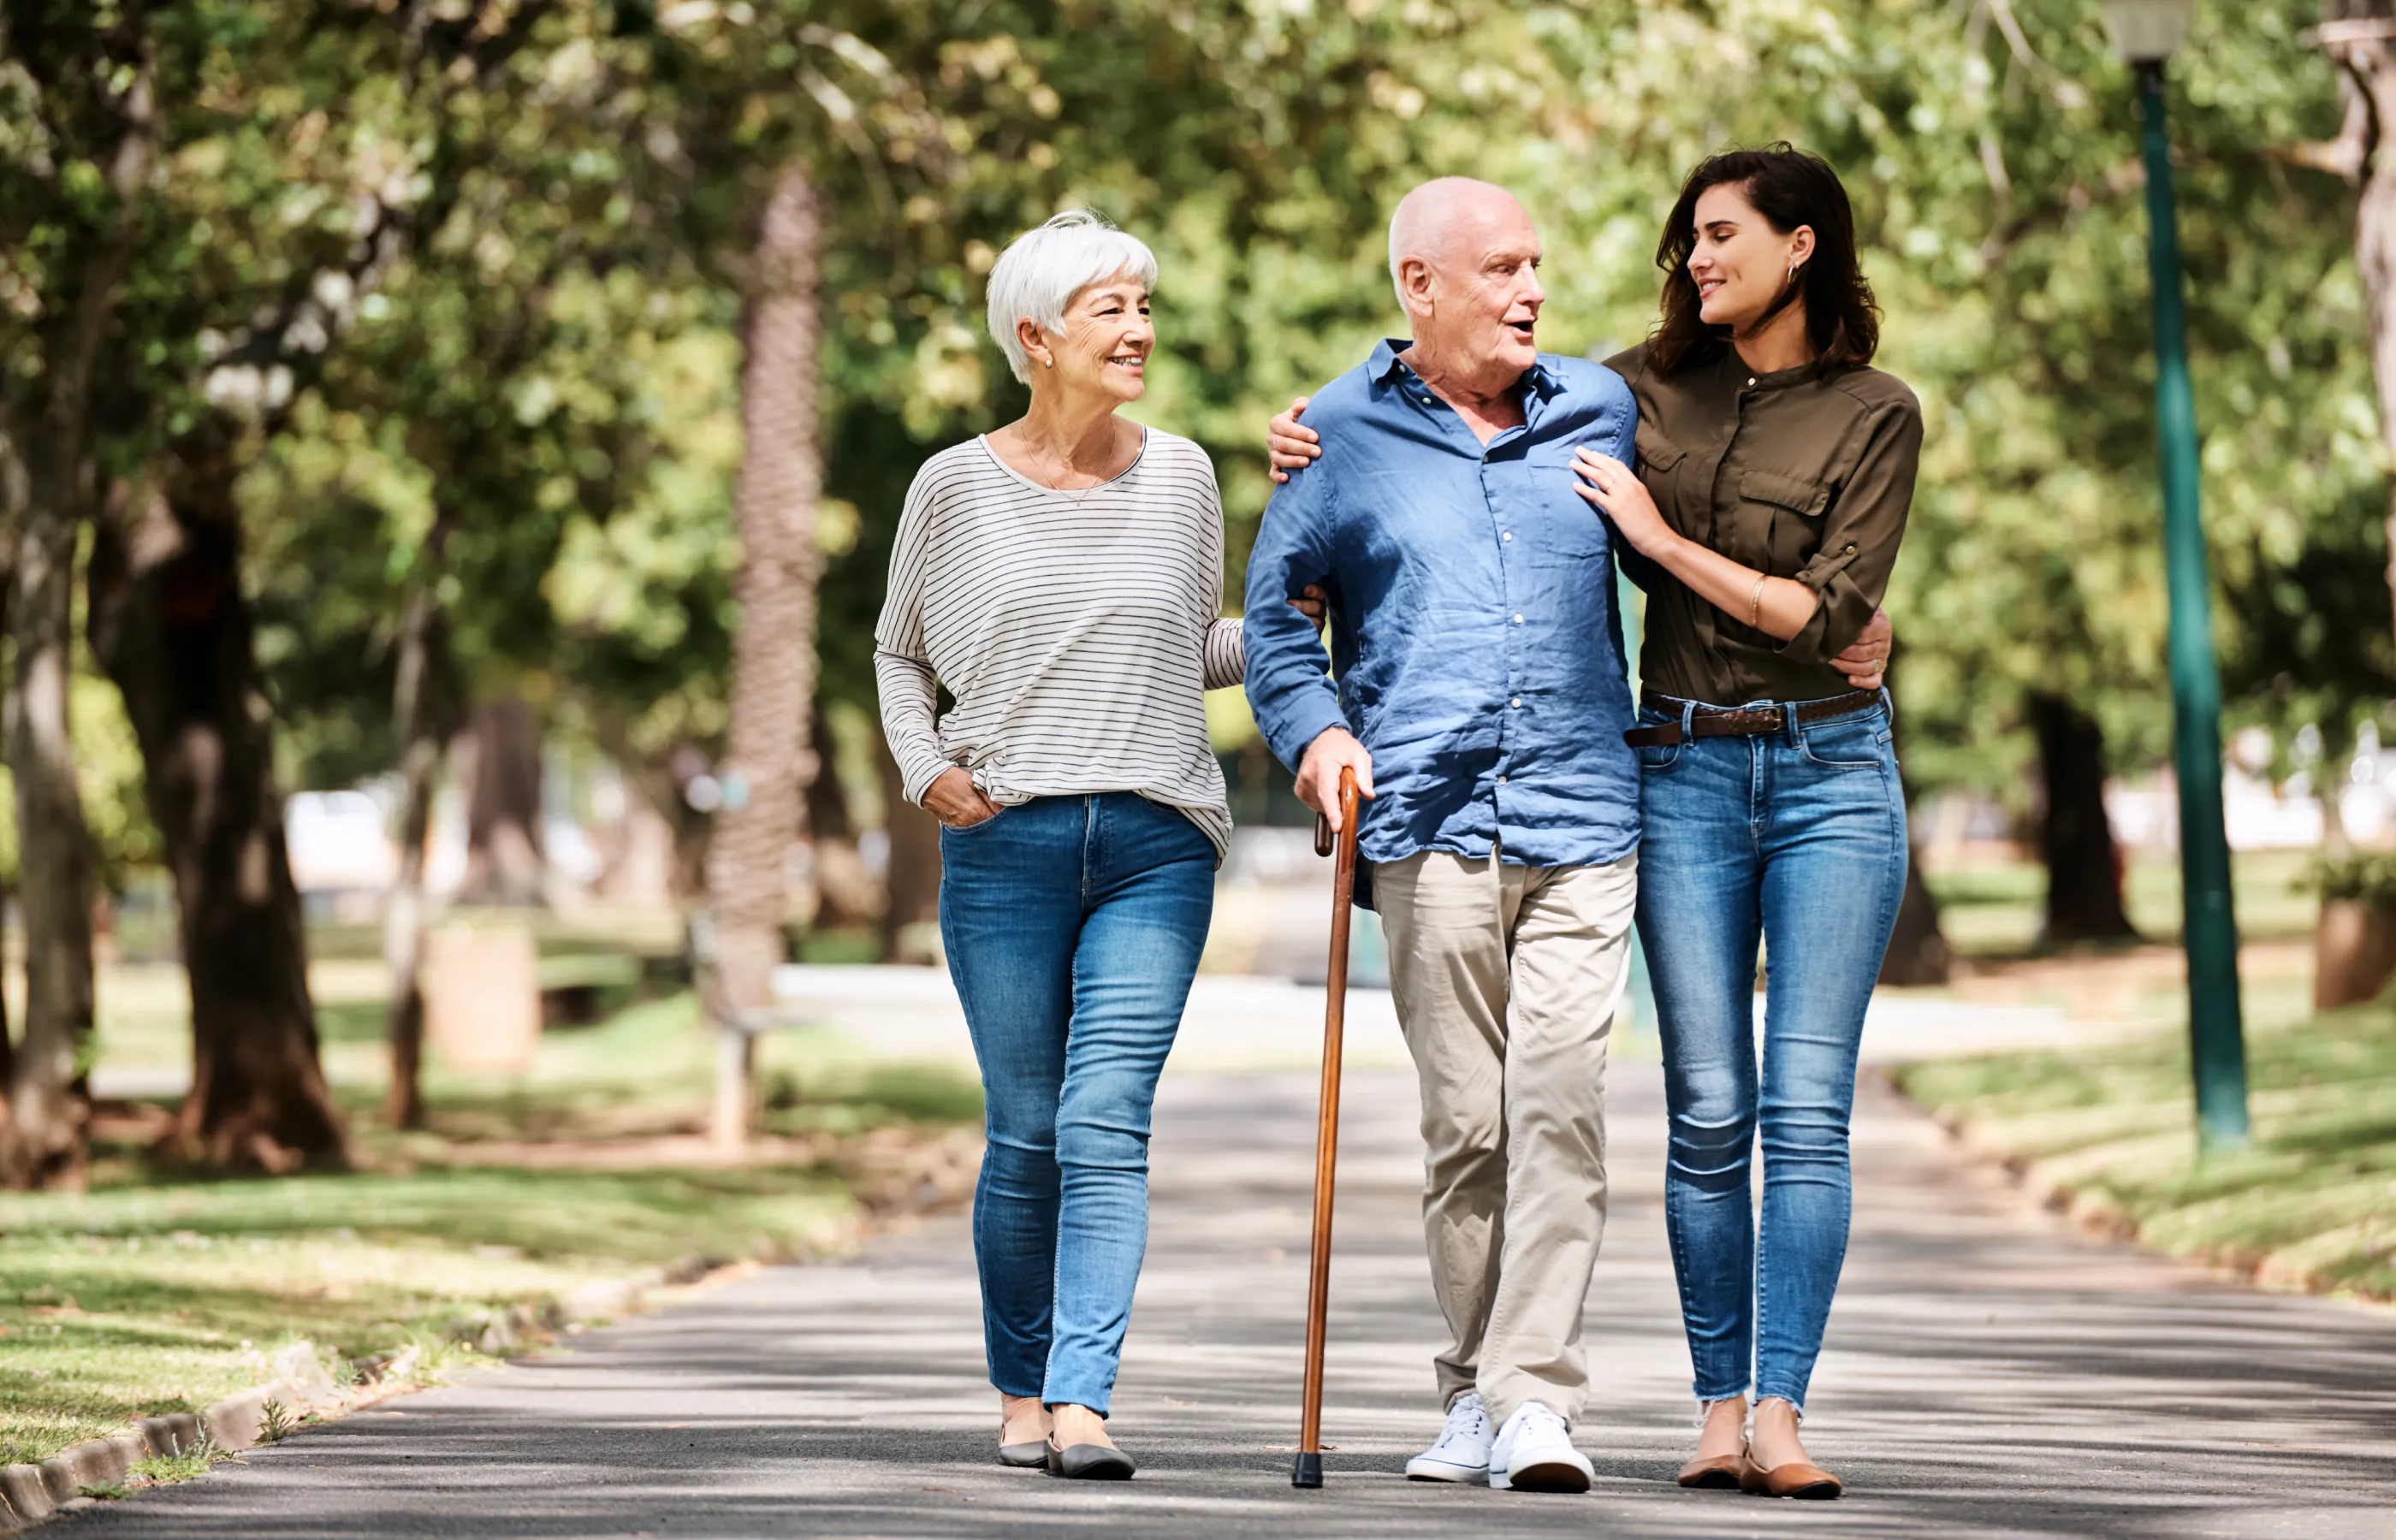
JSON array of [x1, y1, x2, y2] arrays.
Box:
[[1406, 195, 1545, 376]]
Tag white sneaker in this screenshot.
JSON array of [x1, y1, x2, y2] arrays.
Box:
[[1489, 1400, 1593, 1493], [1403, 1391, 1493, 1483]]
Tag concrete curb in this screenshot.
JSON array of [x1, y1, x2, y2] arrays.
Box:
[[0, 1254, 725, 1532], [0, 1343, 336, 1531], [1894, 1074, 2396, 1317]]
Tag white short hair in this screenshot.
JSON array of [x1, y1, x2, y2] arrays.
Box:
[[984, 211, 1159, 384]]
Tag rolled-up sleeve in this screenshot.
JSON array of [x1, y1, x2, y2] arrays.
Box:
[[1202, 618, 1245, 690], [1779, 396, 1923, 665], [1242, 467, 1349, 773]]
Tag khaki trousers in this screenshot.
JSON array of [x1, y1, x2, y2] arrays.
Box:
[[1373, 847, 1638, 1427]]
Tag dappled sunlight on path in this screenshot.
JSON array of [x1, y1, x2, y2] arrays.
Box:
[[59, 1028, 2396, 1537]]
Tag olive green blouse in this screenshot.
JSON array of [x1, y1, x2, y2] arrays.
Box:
[[1603, 341, 1923, 707]]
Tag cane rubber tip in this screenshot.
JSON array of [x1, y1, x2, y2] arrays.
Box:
[[1292, 1451, 1324, 1488]]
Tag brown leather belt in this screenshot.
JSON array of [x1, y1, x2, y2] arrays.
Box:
[[1622, 690, 1878, 749]]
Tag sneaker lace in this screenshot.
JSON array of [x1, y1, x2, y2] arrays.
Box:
[[1440, 1394, 1487, 1444], [1515, 1401, 1568, 1441]]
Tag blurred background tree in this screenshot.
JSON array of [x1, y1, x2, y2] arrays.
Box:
[[0, 0, 2380, 1184]]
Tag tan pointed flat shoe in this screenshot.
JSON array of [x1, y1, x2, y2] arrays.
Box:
[[1675, 1444, 1748, 1490], [1739, 1454, 1841, 1500]]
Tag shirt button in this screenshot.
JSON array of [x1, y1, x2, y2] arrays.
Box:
[[1497, 775, 1509, 785], [1747, 376, 1757, 386], [1511, 614, 1524, 625], [1845, 542, 1858, 554], [1510, 697, 1522, 708], [1502, 531, 1513, 542]]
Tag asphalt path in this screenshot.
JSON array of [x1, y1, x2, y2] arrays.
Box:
[[56, 1059, 2396, 1539]]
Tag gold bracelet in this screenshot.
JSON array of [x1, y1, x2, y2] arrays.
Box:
[[1747, 573, 1767, 628]]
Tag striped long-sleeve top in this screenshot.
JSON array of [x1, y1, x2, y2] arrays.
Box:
[[874, 428, 1243, 857]]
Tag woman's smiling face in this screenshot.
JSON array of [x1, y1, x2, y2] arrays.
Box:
[[1686, 181, 1814, 335], [1033, 274, 1154, 406]]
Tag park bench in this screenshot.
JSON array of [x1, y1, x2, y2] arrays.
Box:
[[686, 910, 819, 1147]]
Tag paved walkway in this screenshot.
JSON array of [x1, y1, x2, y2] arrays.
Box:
[[65, 1044, 2396, 1537]]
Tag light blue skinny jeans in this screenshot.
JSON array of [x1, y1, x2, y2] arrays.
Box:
[[938, 791, 1213, 1414], [1633, 691, 1908, 1412]]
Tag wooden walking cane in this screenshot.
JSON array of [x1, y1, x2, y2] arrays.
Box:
[[1293, 766, 1361, 1490]]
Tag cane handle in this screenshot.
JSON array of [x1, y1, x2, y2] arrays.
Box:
[[1312, 767, 1359, 858]]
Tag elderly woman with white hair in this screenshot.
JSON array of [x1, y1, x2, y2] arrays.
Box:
[[876, 211, 1314, 1480]]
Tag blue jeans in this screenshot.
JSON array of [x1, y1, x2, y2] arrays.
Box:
[[939, 791, 1214, 1414], [1633, 693, 1907, 1412]]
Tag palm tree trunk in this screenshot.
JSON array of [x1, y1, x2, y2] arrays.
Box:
[[704, 163, 825, 1144], [2322, 3, 2396, 652]]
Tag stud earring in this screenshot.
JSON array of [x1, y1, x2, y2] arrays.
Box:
[[1044, 357, 1055, 369]]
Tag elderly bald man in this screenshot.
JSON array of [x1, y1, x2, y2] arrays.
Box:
[[1242, 178, 1636, 1493]]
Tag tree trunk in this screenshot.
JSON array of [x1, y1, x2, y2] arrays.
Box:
[[457, 696, 546, 907], [0, 432, 95, 1189], [2317, 720, 2355, 858], [2028, 691, 2138, 945], [587, 719, 713, 903], [0, 0, 155, 1191], [89, 466, 344, 1171], [810, 703, 885, 929], [1879, 747, 1953, 986], [806, 704, 850, 844], [0, 452, 17, 1096], [875, 725, 941, 963], [706, 163, 826, 1016], [381, 532, 457, 1129], [2323, 3, 2396, 654], [382, 734, 440, 1129], [1878, 858, 1953, 985]]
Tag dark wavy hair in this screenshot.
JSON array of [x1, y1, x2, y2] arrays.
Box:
[[1648, 143, 1879, 377]]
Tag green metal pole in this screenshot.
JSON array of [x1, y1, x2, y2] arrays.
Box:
[[2137, 60, 2249, 1153]]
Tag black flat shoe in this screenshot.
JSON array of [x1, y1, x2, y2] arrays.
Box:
[[999, 1441, 1050, 1469], [1046, 1437, 1136, 1480]]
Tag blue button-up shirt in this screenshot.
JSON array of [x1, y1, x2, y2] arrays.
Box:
[[1242, 339, 1641, 892]]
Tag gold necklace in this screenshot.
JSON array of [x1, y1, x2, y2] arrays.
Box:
[[1025, 439, 1123, 501]]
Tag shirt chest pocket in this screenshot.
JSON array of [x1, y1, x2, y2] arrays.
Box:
[[1634, 424, 1687, 521], [1741, 470, 1834, 578], [1520, 475, 1615, 566]]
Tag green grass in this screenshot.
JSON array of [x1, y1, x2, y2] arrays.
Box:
[[0, 1164, 857, 1465], [1894, 1003, 2396, 1303], [324, 992, 981, 1152], [6, 980, 982, 1468], [1925, 849, 2319, 957], [128, 1437, 237, 1485]]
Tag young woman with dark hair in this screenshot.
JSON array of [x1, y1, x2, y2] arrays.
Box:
[[1575, 141, 1920, 1501], [1265, 141, 1919, 1501]]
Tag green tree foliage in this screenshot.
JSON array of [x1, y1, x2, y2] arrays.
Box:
[[1384, 1, 2379, 807], [0, 0, 2379, 1154]]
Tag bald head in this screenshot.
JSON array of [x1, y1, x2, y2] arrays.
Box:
[[1385, 177, 1546, 383], [1387, 178, 1532, 309]]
